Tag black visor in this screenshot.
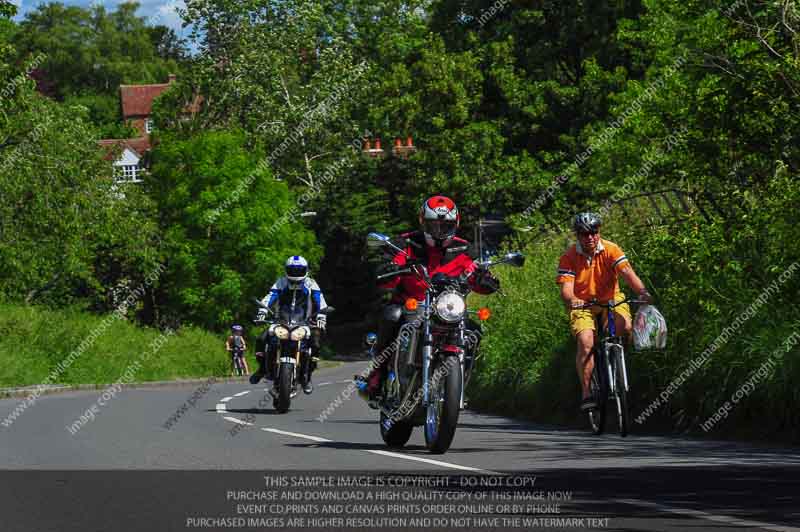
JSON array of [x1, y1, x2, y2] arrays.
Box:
[[423, 219, 457, 240], [286, 265, 308, 278]]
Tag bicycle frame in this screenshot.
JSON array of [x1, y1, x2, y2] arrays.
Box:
[[597, 313, 628, 396], [583, 297, 646, 436]]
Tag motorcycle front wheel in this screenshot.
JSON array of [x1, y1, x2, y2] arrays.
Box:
[[424, 357, 462, 454], [274, 362, 293, 413]]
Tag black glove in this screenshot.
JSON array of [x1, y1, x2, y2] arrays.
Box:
[[475, 269, 500, 292]]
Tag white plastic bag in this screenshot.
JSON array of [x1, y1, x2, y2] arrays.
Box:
[[633, 304, 667, 351]]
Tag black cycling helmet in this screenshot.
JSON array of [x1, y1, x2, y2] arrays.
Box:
[[573, 212, 602, 233]]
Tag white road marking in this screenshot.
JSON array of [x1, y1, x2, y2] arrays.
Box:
[[317, 382, 331, 387], [223, 416, 253, 426], [615, 498, 800, 532], [262, 428, 332, 443], [216, 376, 497, 474], [368, 449, 498, 474], [255, 426, 498, 474], [336, 380, 351, 384], [234, 391, 250, 397]]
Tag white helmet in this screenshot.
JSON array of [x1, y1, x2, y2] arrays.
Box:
[[285, 255, 308, 283]]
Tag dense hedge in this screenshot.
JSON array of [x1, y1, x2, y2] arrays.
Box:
[[470, 185, 800, 441]]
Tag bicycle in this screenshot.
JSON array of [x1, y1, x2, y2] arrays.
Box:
[[579, 297, 646, 437], [231, 348, 246, 376]]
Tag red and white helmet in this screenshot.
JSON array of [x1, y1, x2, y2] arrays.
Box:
[[419, 195, 460, 246]]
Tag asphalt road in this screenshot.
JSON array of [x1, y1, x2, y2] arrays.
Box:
[[1, 361, 799, 532]]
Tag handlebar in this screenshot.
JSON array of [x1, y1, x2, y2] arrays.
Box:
[[574, 298, 649, 310], [376, 267, 414, 281]]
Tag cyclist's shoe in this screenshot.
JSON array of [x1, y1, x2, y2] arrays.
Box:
[[580, 396, 598, 411], [303, 381, 313, 395], [249, 371, 264, 385]]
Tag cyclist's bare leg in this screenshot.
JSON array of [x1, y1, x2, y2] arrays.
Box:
[[576, 329, 595, 399], [612, 312, 632, 339]]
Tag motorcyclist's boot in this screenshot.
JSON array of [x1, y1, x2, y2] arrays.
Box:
[[249, 352, 266, 385], [303, 355, 318, 395], [356, 365, 383, 401]]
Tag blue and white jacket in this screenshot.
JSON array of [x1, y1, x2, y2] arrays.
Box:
[[261, 277, 327, 324]]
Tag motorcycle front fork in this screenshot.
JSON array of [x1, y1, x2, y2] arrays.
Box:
[[421, 348, 466, 409]]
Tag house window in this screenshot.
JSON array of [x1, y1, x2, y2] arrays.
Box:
[[145, 118, 153, 134], [115, 164, 141, 182]]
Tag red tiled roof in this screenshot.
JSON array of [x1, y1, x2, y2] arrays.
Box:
[[98, 137, 152, 161], [120, 83, 171, 118]]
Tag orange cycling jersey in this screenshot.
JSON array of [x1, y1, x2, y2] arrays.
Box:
[[555, 239, 630, 302]]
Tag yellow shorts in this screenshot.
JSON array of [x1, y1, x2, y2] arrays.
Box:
[[569, 292, 631, 336]]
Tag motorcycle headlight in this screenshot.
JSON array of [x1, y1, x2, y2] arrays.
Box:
[[271, 324, 290, 340], [290, 326, 310, 341], [434, 292, 466, 323]]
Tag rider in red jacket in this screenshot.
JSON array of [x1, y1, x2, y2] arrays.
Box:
[[364, 195, 499, 396]]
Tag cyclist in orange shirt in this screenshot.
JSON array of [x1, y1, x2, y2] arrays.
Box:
[[556, 213, 652, 411]]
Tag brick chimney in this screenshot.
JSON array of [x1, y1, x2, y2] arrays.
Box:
[[392, 135, 417, 158], [363, 137, 386, 159]]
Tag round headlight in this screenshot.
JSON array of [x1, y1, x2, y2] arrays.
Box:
[[434, 292, 466, 323], [290, 326, 310, 341], [272, 325, 290, 340]]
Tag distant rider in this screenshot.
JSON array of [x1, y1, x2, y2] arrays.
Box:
[[226, 324, 249, 375], [361, 195, 500, 398], [250, 256, 328, 394], [555, 212, 652, 411]]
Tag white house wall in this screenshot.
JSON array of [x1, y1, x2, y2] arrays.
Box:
[[114, 148, 141, 167]]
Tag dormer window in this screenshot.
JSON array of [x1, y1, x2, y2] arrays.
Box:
[[145, 118, 154, 134], [115, 164, 141, 183]]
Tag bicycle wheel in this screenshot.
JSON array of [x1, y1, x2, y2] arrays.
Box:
[[611, 346, 631, 437], [588, 348, 607, 435]]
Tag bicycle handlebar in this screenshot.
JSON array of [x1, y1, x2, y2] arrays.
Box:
[[573, 298, 649, 310]]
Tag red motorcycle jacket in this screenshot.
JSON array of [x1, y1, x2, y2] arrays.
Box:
[[378, 231, 498, 303]]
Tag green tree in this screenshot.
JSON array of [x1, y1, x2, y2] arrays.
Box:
[[15, 1, 183, 99], [146, 129, 322, 329], [0, 36, 161, 309]]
